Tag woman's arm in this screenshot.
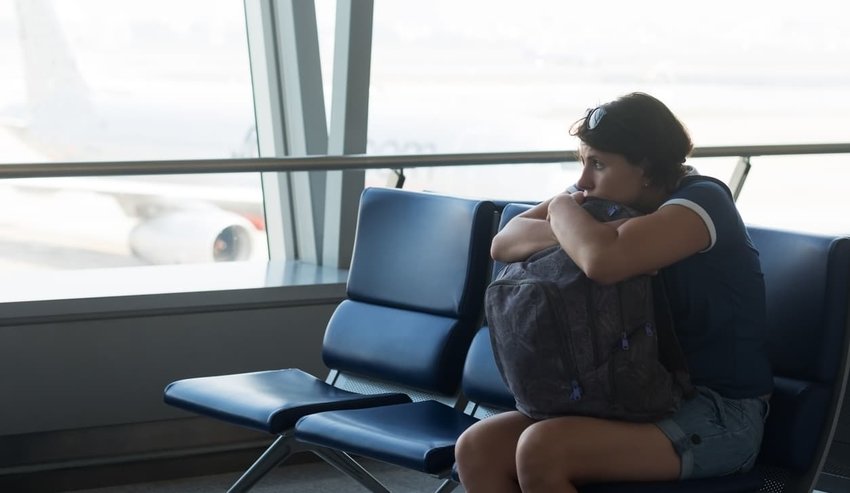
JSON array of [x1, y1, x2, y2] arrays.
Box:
[[547, 193, 711, 285], [490, 199, 559, 262]]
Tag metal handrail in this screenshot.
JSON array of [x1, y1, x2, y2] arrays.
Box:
[[1, 143, 849, 179]]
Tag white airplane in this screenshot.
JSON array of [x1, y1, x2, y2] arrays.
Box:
[[0, 0, 265, 266]]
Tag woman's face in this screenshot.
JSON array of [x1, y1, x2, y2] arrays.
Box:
[[576, 143, 646, 207]]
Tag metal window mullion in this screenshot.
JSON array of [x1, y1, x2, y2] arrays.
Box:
[[328, 0, 373, 156], [323, 0, 373, 268], [277, 0, 329, 265], [245, 0, 329, 263], [244, 0, 295, 260]]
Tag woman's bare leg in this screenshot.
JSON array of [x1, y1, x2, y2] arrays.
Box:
[[515, 415, 681, 493], [454, 411, 535, 493]]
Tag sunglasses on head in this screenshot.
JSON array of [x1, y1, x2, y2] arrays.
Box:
[[587, 106, 608, 130], [583, 105, 649, 161], [586, 105, 639, 139]]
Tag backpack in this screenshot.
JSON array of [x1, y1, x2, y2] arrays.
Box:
[[485, 197, 694, 422]]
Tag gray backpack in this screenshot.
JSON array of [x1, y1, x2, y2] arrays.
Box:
[[485, 198, 694, 421]]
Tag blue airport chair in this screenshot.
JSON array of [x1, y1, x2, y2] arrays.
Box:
[[163, 188, 497, 493], [294, 204, 527, 492], [295, 326, 516, 493]]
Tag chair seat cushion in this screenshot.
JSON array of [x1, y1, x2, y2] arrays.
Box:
[[295, 400, 479, 474], [163, 368, 411, 433], [761, 376, 831, 470]]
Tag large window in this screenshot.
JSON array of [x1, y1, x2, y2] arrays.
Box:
[[0, 0, 264, 271], [369, 0, 849, 151], [3, 0, 850, 276], [367, 0, 850, 234]]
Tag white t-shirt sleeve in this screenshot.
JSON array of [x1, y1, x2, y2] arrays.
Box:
[[660, 198, 717, 252]]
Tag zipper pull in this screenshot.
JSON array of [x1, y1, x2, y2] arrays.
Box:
[[644, 321, 655, 336], [621, 332, 630, 350], [570, 380, 583, 401]]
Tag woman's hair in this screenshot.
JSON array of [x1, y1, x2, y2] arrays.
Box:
[[570, 92, 693, 191]]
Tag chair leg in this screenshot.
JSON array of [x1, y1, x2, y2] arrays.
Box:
[[433, 478, 460, 493], [311, 446, 393, 493], [226, 432, 300, 493]]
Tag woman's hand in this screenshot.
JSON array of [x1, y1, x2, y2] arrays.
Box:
[[547, 191, 586, 222], [569, 190, 586, 205]]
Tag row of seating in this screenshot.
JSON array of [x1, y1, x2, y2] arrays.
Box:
[[164, 187, 850, 493]]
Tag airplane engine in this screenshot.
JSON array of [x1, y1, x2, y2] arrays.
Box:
[[129, 209, 255, 265]]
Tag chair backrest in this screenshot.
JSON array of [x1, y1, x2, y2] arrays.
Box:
[[460, 203, 532, 417], [490, 202, 534, 278], [460, 326, 516, 416], [749, 226, 850, 492], [322, 187, 497, 396]]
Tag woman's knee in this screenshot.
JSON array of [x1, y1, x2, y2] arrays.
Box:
[[455, 413, 530, 483], [454, 426, 481, 469], [515, 423, 562, 484], [455, 421, 498, 473], [515, 418, 590, 489]]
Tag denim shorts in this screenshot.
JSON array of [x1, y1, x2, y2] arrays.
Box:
[[655, 386, 770, 480]]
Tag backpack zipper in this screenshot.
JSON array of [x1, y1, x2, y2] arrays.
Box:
[[587, 282, 601, 368], [541, 282, 583, 401]]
